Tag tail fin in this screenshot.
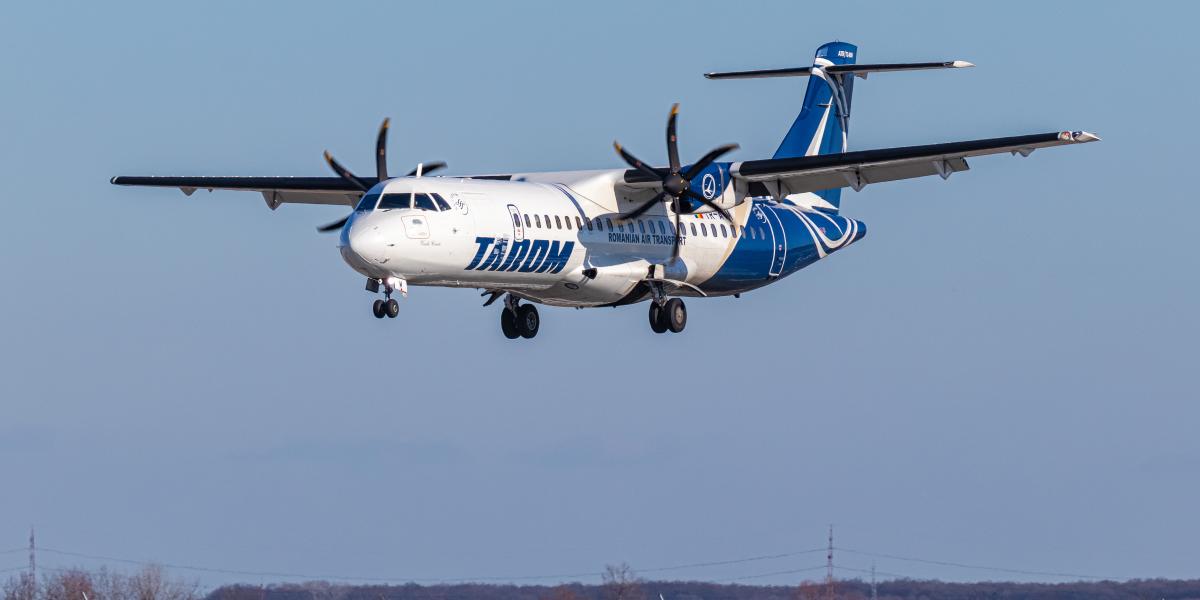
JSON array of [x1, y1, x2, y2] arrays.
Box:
[[705, 41, 973, 212], [774, 41, 858, 163], [774, 42, 857, 210]]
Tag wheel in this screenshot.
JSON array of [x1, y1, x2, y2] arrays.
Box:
[[372, 299, 386, 319], [648, 302, 668, 334], [664, 298, 687, 333], [385, 298, 400, 318], [500, 308, 520, 339], [517, 304, 540, 339]]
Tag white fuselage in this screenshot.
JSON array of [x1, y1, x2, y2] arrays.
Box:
[[337, 171, 761, 307]]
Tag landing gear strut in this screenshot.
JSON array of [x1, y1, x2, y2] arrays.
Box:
[[649, 298, 686, 334], [500, 294, 539, 340]]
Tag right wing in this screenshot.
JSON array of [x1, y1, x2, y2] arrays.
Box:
[[108, 176, 376, 209], [729, 130, 1100, 198]]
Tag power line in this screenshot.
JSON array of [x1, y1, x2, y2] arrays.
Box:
[[0, 549, 28, 556], [835, 547, 1125, 581], [36, 546, 827, 585], [834, 564, 910, 580], [725, 565, 827, 582], [639, 548, 827, 574], [0, 565, 30, 574]]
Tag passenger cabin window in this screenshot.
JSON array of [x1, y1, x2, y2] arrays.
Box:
[[534, 214, 542, 228], [564, 216, 572, 230], [575, 216, 583, 230], [586, 218, 593, 231], [377, 192, 411, 210], [524, 214, 531, 228], [690, 223, 698, 236], [720, 224, 728, 238], [355, 193, 381, 212]]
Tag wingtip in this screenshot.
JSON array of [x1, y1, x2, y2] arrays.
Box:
[[109, 176, 119, 185], [702, 72, 715, 79], [952, 60, 976, 68], [1075, 131, 1101, 142], [670, 103, 680, 116]]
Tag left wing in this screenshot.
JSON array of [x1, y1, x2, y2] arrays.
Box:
[[109, 176, 374, 209], [729, 130, 1099, 198]]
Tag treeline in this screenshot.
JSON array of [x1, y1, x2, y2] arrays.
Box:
[[2, 566, 199, 600], [211, 576, 1200, 600], [8, 565, 1200, 600], [209, 578, 1200, 600]]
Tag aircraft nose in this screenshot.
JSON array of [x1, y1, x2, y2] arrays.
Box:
[[343, 222, 388, 267]]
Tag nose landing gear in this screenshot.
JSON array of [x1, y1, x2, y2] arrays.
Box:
[[367, 277, 405, 319], [500, 294, 539, 340]]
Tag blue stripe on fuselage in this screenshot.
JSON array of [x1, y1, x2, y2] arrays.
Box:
[[699, 200, 865, 295]]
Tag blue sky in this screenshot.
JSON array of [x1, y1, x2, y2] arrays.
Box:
[[1, 0, 1197, 591]]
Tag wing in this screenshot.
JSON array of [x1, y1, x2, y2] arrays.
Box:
[[729, 131, 1100, 198], [109, 176, 376, 209]]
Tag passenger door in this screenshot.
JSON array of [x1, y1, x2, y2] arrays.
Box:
[[507, 204, 525, 242]]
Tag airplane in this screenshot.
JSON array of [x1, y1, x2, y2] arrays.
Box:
[[112, 41, 1098, 339]]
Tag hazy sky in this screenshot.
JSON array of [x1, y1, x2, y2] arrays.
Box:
[[2, 0, 1197, 592]]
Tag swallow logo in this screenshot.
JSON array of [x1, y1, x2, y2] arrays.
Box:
[[701, 173, 717, 199]]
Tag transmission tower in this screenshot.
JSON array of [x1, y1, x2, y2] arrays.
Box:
[[28, 527, 35, 580], [870, 563, 877, 600], [825, 525, 835, 600]]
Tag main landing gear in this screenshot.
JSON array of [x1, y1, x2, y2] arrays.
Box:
[[500, 294, 540, 340], [648, 298, 687, 334]]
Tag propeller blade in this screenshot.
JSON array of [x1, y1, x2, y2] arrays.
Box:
[[407, 161, 447, 177], [618, 191, 666, 222], [316, 215, 349, 233], [682, 143, 740, 181], [684, 189, 734, 222], [375, 118, 390, 181], [323, 151, 368, 192], [614, 141, 665, 181], [666, 103, 681, 173], [671, 210, 682, 261]]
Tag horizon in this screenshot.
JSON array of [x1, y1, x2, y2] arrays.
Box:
[[2, 0, 1196, 594]]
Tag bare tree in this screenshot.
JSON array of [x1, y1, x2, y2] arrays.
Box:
[[601, 564, 643, 600], [42, 569, 96, 600], [2, 573, 37, 600], [542, 586, 581, 600], [126, 566, 198, 600]]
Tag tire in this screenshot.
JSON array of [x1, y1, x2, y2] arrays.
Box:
[[500, 308, 520, 339], [664, 298, 687, 333], [517, 304, 540, 339], [372, 299, 386, 318], [385, 298, 400, 318], [648, 302, 668, 334]]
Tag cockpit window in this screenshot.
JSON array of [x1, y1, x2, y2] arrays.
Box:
[[413, 193, 438, 211], [432, 193, 451, 211], [355, 193, 381, 212], [377, 193, 411, 210]]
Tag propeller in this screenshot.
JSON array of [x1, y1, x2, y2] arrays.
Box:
[[317, 118, 447, 233], [613, 103, 738, 259]]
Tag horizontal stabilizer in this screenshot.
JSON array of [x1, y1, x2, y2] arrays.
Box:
[[705, 60, 973, 80]]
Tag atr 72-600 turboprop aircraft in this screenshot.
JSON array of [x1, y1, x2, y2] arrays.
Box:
[[113, 42, 1098, 339]]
